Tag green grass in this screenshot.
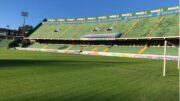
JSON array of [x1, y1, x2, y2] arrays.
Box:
[[0, 49, 179, 101]]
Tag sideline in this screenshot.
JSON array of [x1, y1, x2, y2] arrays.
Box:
[[16, 48, 178, 61]]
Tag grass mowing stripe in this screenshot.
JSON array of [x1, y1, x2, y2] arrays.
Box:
[[0, 49, 178, 101]]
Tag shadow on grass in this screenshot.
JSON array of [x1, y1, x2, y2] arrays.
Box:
[[0, 59, 141, 68]]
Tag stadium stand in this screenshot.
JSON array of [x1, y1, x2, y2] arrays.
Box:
[[27, 5, 179, 56], [28, 15, 179, 39], [0, 39, 13, 49]]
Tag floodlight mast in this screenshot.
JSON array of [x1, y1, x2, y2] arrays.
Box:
[[21, 11, 28, 35]]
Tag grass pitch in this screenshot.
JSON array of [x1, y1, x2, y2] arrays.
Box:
[[0, 49, 179, 101]]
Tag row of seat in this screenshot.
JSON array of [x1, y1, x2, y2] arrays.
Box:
[[29, 14, 179, 39], [0, 39, 12, 48], [29, 44, 178, 56]]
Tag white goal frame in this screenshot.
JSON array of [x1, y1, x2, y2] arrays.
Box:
[[163, 40, 180, 77]]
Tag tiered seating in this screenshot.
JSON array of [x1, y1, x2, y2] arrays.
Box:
[[144, 47, 178, 56], [0, 39, 12, 48], [109, 46, 143, 54], [29, 14, 179, 39], [27, 43, 179, 56], [27, 6, 179, 56], [126, 17, 160, 37], [0, 32, 7, 36], [29, 43, 68, 49], [151, 14, 179, 37]]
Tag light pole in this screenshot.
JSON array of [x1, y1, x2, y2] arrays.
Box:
[[21, 11, 28, 35]]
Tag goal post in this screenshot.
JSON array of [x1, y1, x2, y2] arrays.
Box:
[[163, 39, 180, 77], [163, 40, 167, 77], [178, 43, 180, 70]]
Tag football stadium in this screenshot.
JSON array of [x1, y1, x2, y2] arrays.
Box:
[[0, 1, 179, 101]]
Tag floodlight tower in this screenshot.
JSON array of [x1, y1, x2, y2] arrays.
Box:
[[21, 11, 28, 35]]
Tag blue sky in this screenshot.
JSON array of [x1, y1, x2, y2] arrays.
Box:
[[0, 0, 178, 29]]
